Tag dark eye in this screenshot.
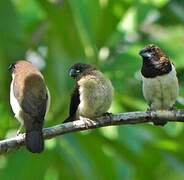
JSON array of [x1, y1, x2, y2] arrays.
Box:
[[76, 69, 81, 73]]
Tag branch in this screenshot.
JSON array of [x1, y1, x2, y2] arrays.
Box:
[[1, 110, 184, 154]]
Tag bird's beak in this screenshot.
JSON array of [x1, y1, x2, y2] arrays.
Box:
[[139, 48, 151, 58], [69, 68, 77, 78], [8, 63, 15, 72]]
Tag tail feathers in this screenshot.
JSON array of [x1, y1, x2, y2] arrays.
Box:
[[25, 130, 44, 153]]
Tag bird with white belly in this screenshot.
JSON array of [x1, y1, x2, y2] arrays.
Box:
[[139, 44, 179, 126], [9, 60, 50, 153]]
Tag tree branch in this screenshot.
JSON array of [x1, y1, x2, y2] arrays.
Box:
[[1, 110, 184, 154]]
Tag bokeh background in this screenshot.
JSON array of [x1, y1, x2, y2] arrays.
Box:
[[1, 0, 184, 179]]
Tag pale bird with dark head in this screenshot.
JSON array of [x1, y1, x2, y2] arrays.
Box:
[[139, 44, 179, 125], [64, 63, 113, 123], [9, 60, 50, 153]]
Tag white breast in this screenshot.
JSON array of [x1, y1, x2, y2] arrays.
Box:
[[10, 80, 23, 123], [142, 64, 179, 110], [45, 86, 50, 116]]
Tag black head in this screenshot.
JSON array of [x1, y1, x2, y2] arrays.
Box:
[[139, 44, 167, 62], [69, 63, 95, 79], [140, 44, 172, 78], [8, 63, 16, 73]]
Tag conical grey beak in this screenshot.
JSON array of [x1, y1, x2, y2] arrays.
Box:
[[69, 68, 77, 77], [139, 48, 151, 58]]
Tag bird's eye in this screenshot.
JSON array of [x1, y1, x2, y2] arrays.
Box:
[[76, 69, 80, 73]]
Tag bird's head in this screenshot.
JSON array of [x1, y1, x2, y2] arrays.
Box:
[[139, 44, 167, 62], [8, 60, 39, 77], [69, 63, 95, 80]]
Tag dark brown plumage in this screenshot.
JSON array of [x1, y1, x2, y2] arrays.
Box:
[[9, 60, 50, 153], [140, 44, 172, 78]]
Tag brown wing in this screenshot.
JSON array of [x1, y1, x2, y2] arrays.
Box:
[[13, 74, 48, 123]]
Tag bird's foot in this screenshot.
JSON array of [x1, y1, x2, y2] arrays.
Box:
[[81, 118, 95, 129]]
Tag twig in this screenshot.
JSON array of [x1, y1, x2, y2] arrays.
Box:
[[1, 110, 184, 154]]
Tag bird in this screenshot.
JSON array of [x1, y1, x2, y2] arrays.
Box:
[[64, 63, 113, 124], [9, 60, 50, 153], [139, 44, 179, 126]]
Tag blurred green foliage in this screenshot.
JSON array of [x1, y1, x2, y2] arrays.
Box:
[[0, 0, 184, 179]]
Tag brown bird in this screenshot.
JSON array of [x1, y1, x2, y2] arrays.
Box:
[[9, 60, 50, 153], [139, 44, 179, 125], [64, 63, 113, 123]]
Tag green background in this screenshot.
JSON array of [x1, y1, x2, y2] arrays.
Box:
[[1, 0, 184, 179]]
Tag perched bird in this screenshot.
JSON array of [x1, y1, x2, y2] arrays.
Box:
[[64, 63, 113, 123], [9, 60, 50, 153], [139, 44, 179, 125]]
